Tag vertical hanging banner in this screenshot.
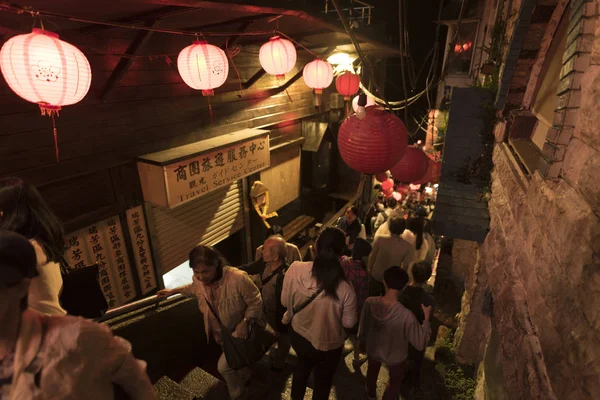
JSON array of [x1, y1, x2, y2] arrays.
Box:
[[65, 216, 137, 308], [125, 206, 158, 295]]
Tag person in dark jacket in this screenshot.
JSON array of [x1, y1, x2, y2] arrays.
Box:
[[240, 236, 290, 371], [399, 262, 435, 393]]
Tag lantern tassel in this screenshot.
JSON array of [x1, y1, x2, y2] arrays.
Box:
[[52, 114, 59, 163], [207, 96, 214, 124]]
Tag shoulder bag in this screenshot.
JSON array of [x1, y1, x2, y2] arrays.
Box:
[[204, 297, 277, 370]]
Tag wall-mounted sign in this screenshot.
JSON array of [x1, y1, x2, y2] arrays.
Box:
[[138, 129, 270, 209], [65, 216, 137, 308], [126, 205, 158, 295]]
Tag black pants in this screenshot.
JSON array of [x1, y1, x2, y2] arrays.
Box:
[[290, 328, 343, 400]]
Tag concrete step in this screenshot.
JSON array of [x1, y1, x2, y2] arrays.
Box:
[[180, 367, 228, 400], [154, 376, 198, 400]]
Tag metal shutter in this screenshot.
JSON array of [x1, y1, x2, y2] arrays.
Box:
[[147, 181, 244, 275]]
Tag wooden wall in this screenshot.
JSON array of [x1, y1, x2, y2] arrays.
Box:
[[0, 35, 331, 231]]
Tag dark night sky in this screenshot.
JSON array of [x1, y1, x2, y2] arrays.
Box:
[[369, 0, 449, 142]]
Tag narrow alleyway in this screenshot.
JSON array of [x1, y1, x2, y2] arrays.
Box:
[[154, 239, 471, 400]]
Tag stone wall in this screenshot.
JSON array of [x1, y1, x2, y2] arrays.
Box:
[[454, 1, 600, 399]]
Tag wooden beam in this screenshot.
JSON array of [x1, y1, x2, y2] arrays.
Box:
[[72, 6, 195, 35], [181, 13, 277, 32], [121, 0, 402, 55], [99, 20, 156, 102], [222, 21, 253, 49]]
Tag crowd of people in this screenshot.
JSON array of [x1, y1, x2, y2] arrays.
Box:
[[0, 175, 438, 400]]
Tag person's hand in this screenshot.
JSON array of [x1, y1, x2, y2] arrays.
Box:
[[232, 319, 249, 339], [156, 289, 175, 299], [421, 304, 433, 321]]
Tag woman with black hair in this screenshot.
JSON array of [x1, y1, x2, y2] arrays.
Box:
[[402, 217, 430, 264], [336, 206, 366, 253], [0, 178, 67, 315], [157, 244, 263, 400], [281, 227, 357, 400]]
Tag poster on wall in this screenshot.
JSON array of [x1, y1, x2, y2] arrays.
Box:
[[125, 205, 158, 295], [65, 216, 137, 308]]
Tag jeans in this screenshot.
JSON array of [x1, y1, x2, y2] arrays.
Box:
[[366, 358, 406, 400], [290, 328, 343, 400], [266, 310, 291, 368], [217, 351, 250, 399]]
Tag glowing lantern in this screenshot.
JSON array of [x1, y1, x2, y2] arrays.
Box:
[[338, 107, 408, 174], [390, 146, 430, 183], [413, 158, 442, 184], [381, 178, 394, 198], [392, 191, 402, 201], [303, 59, 333, 94], [259, 36, 296, 79], [177, 41, 228, 96], [375, 172, 389, 182], [352, 94, 376, 112], [335, 71, 360, 99], [0, 28, 92, 162]]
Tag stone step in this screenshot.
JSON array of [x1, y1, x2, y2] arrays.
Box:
[[154, 376, 199, 400], [180, 367, 228, 400]]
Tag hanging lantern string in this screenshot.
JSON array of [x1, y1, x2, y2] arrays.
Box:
[[51, 112, 59, 162], [275, 31, 319, 59]]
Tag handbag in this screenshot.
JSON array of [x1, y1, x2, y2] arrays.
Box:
[[204, 296, 277, 370]]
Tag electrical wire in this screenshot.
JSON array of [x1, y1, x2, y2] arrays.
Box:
[[398, 0, 409, 123]]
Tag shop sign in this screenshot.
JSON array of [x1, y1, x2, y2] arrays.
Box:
[[65, 216, 137, 308], [125, 205, 158, 295], [138, 130, 270, 209]]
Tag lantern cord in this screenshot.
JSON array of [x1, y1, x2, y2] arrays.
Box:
[[226, 37, 244, 96], [275, 31, 319, 58], [329, 0, 392, 112], [398, 0, 409, 124], [285, 89, 293, 103]]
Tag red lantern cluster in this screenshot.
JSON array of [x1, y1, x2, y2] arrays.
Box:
[[337, 107, 408, 175], [335, 71, 360, 99], [412, 158, 442, 184], [390, 146, 429, 183]]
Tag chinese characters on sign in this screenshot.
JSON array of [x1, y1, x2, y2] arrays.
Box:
[[125, 206, 157, 295], [165, 134, 270, 208], [65, 216, 137, 308]]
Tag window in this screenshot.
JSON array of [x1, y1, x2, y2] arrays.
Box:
[[507, 12, 568, 174], [448, 22, 479, 75]]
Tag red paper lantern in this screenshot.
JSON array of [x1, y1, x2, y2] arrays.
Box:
[[390, 146, 429, 183], [338, 107, 408, 174], [413, 158, 442, 184], [335, 71, 360, 99], [177, 41, 228, 96], [303, 59, 333, 94], [259, 36, 296, 79], [375, 172, 389, 182]]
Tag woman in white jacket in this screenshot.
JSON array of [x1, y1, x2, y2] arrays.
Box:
[[281, 227, 357, 400], [0, 178, 67, 315]]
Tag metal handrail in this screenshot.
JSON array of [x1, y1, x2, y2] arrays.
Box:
[[96, 293, 183, 323]]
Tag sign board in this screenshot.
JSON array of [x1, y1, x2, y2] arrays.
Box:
[[138, 129, 270, 209], [125, 205, 158, 295], [65, 216, 137, 308]]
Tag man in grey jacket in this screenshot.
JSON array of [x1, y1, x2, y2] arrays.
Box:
[[358, 267, 432, 400]]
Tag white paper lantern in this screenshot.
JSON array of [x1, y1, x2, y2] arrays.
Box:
[[0, 29, 91, 111], [259, 36, 296, 78], [177, 41, 229, 96], [303, 59, 333, 94]]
